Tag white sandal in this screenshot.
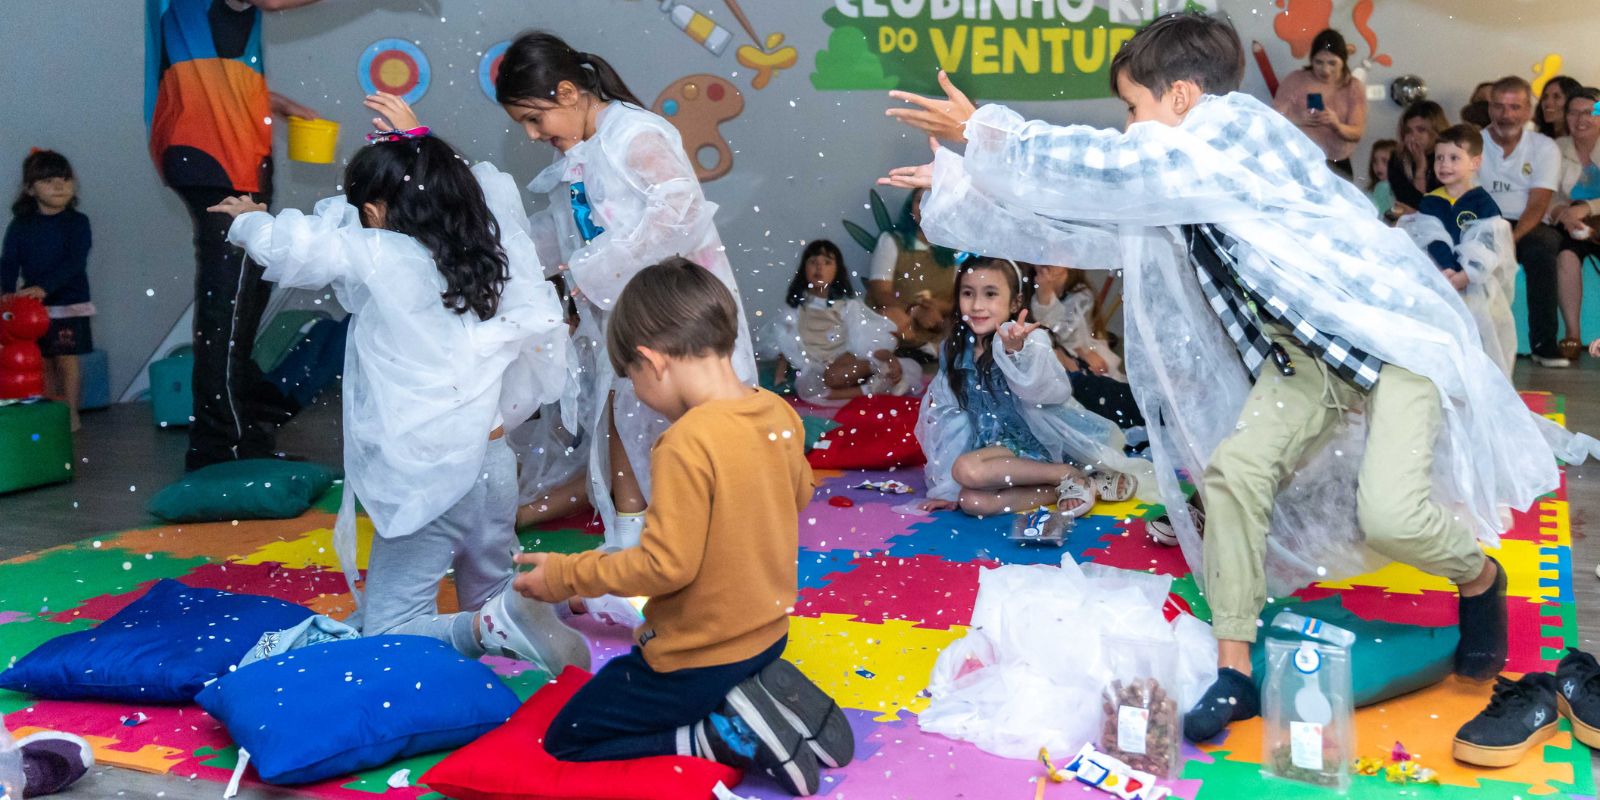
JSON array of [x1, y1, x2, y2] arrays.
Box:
[[1088, 469, 1136, 503], [1055, 475, 1096, 518]]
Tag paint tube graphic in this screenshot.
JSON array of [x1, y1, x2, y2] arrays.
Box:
[[660, 0, 732, 56]]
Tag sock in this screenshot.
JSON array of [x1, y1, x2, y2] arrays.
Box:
[[1456, 557, 1509, 679], [1183, 667, 1260, 743], [613, 511, 645, 550]]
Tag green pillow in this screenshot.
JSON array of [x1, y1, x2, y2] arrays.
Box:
[[802, 416, 841, 452], [1250, 594, 1459, 708], [147, 459, 340, 523]]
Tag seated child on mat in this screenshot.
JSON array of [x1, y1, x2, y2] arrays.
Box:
[[210, 121, 589, 674], [1029, 264, 1144, 429], [1401, 123, 1517, 376], [514, 258, 852, 797], [916, 256, 1147, 519], [766, 239, 922, 405]]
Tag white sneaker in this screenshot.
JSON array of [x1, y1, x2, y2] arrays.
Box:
[[478, 589, 591, 673], [582, 594, 646, 628], [1532, 354, 1572, 368]]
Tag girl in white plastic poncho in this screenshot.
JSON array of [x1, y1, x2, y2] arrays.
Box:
[[1029, 264, 1145, 430], [497, 32, 756, 551], [210, 126, 590, 674], [884, 13, 1600, 744], [916, 256, 1151, 518], [763, 239, 922, 406]]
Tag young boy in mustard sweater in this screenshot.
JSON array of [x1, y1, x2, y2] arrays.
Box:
[[512, 257, 852, 796]]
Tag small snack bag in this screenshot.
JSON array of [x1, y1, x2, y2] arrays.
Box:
[[1098, 636, 1182, 778]]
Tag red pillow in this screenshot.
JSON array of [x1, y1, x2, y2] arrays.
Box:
[[421, 666, 743, 800], [806, 394, 926, 470]]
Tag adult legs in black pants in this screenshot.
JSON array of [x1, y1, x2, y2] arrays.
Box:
[[1518, 222, 1565, 362], [175, 186, 277, 470]]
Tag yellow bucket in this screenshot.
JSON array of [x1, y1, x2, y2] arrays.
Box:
[[286, 117, 340, 164]]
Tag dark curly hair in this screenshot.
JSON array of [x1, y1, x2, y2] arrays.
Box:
[[344, 135, 509, 321], [785, 239, 856, 307], [12, 150, 76, 217]]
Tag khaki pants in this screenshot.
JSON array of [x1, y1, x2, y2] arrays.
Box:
[[1201, 330, 1486, 642]]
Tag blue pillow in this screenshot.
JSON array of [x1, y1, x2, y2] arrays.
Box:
[[0, 579, 313, 703], [196, 636, 519, 785]]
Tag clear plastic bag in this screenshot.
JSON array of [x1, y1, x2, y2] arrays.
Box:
[[0, 722, 23, 800], [1098, 636, 1182, 778], [1261, 611, 1356, 791]]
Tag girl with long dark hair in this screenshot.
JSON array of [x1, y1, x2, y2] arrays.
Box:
[[208, 118, 588, 673], [914, 257, 1148, 519], [496, 30, 756, 550], [763, 239, 922, 405]]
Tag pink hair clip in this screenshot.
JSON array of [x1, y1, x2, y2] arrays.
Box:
[[365, 126, 430, 144]]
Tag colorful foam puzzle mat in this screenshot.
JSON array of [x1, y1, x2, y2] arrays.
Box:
[[0, 392, 1592, 799]]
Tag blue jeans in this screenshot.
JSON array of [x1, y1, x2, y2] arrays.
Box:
[[545, 636, 787, 761]]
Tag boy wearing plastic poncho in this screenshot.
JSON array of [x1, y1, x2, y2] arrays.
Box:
[[1396, 124, 1519, 377], [883, 12, 1599, 744]]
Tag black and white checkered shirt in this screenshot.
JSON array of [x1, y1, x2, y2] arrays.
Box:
[[1186, 224, 1384, 391]]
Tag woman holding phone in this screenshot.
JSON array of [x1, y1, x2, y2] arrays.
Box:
[[1273, 28, 1368, 179]]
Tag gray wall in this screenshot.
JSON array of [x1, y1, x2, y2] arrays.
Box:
[[2, 0, 1597, 398]]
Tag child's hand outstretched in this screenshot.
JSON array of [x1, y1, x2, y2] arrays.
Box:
[[998, 310, 1041, 354], [365, 92, 422, 132], [886, 70, 977, 144], [880, 136, 938, 191], [512, 552, 562, 603], [1590, 339, 1600, 359], [1447, 269, 1471, 291], [206, 195, 267, 218]]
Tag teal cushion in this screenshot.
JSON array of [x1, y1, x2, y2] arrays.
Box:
[[147, 459, 339, 523], [1250, 595, 1459, 707], [802, 416, 841, 451]]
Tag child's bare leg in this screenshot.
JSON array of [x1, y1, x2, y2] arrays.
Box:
[[608, 392, 646, 514], [951, 447, 1091, 513], [42, 357, 63, 403], [957, 485, 1059, 517], [1558, 249, 1584, 343], [59, 354, 81, 431], [516, 470, 590, 528]]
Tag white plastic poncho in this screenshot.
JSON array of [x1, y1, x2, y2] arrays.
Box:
[[919, 92, 1599, 593], [920, 555, 1216, 759], [916, 326, 1155, 503], [1396, 214, 1519, 377], [526, 102, 756, 544], [1031, 285, 1125, 380], [229, 162, 569, 601], [757, 296, 922, 406]]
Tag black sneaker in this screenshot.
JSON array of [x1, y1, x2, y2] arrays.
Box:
[[723, 676, 821, 795], [16, 731, 94, 796], [1182, 667, 1259, 743], [1556, 647, 1600, 749], [752, 659, 856, 768], [1455, 556, 1508, 680], [1452, 673, 1559, 767]]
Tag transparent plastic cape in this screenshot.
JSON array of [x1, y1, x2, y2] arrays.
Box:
[[916, 327, 1155, 502], [1395, 214, 1519, 377], [1031, 287, 1125, 380], [526, 103, 755, 541], [757, 298, 905, 406], [229, 162, 569, 601], [919, 93, 1596, 593]]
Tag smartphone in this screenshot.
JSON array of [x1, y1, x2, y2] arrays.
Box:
[[1306, 93, 1325, 112]]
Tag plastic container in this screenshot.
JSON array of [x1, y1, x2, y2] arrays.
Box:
[[1008, 506, 1071, 546], [1261, 611, 1356, 792], [286, 117, 340, 164], [1098, 635, 1183, 779]]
